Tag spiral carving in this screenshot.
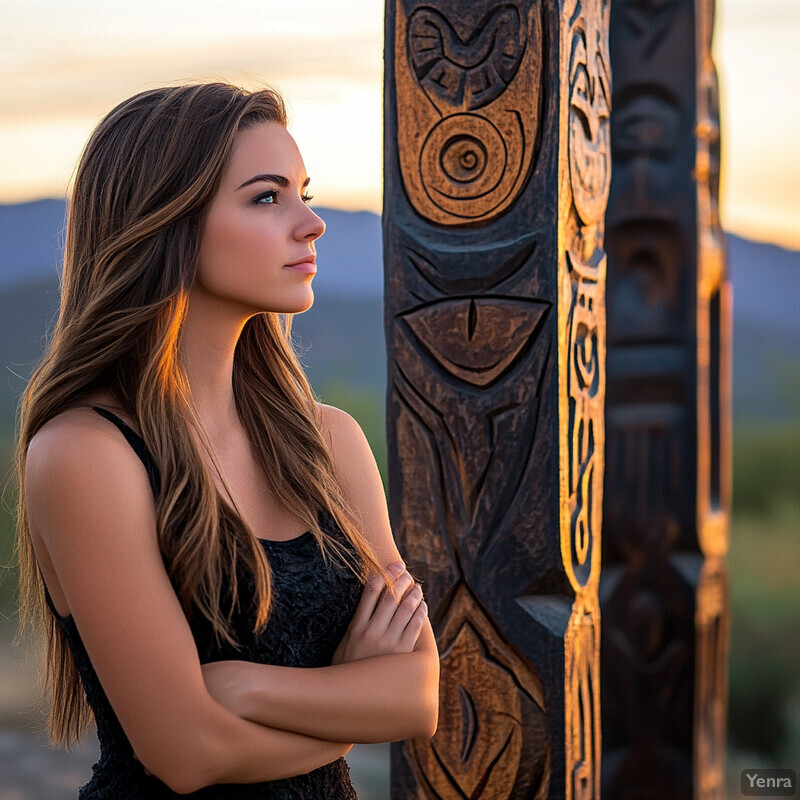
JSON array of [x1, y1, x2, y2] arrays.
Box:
[[440, 135, 486, 183], [395, 0, 542, 226], [421, 113, 519, 217]]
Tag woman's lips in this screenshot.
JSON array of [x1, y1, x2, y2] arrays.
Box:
[[285, 261, 317, 274]]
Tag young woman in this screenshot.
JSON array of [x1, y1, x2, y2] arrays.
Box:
[[15, 82, 439, 798]]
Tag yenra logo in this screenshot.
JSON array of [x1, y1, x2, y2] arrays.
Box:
[[741, 769, 796, 796]]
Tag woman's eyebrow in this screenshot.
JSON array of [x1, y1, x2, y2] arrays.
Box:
[[235, 174, 311, 191]]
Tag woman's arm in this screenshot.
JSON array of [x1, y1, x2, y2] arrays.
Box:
[[25, 409, 352, 795], [203, 404, 440, 743], [203, 562, 438, 742], [204, 650, 437, 744]]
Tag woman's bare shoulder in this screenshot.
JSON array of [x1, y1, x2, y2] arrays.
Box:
[[31, 404, 122, 440], [315, 401, 356, 439], [26, 405, 151, 508], [314, 402, 374, 467]]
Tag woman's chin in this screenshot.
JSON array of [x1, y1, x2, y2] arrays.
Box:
[[293, 289, 315, 314], [267, 291, 315, 316]]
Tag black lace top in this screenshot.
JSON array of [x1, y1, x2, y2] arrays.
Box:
[[44, 407, 363, 799]]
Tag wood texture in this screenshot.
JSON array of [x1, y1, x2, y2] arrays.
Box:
[[600, 0, 731, 796], [384, 1, 609, 796]]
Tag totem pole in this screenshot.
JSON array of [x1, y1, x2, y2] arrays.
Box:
[[383, 1, 610, 797], [601, 0, 731, 797]]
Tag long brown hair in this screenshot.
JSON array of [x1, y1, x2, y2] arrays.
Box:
[[15, 82, 389, 746]]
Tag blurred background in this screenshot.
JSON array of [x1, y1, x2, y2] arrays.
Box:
[[0, 0, 797, 797]]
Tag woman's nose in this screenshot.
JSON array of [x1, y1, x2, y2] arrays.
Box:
[[298, 206, 326, 241]]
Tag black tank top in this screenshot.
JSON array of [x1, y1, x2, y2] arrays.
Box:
[[44, 406, 363, 799]]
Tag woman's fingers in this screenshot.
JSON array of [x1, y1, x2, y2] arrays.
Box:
[[397, 601, 428, 652], [351, 561, 405, 630], [336, 562, 427, 662], [351, 574, 385, 629], [370, 570, 415, 631], [385, 582, 423, 639]]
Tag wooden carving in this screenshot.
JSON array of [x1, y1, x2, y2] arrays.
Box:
[[409, 585, 549, 798], [385, 0, 609, 797], [564, 598, 601, 800], [601, 0, 731, 796], [394, 1, 542, 225], [560, 2, 609, 796]]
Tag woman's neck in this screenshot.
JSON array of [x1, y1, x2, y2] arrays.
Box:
[[180, 287, 251, 442]]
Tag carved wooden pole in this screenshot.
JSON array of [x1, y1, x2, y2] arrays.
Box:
[[601, 0, 731, 796], [383, 1, 610, 797]]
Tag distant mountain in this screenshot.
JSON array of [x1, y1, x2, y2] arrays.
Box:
[[728, 234, 800, 338], [726, 235, 800, 421], [312, 208, 383, 299], [0, 199, 67, 289], [733, 316, 799, 422], [0, 199, 798, 426]]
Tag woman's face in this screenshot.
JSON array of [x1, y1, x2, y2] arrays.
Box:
[[194, 121, 325, 317]]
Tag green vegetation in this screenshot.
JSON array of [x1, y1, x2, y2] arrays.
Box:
[[727, 425, 800, 764], [728, 500, 800, 761], [728, 370, 800, 761], [727, 359, 800, 763], [733, 422, 800, 516]]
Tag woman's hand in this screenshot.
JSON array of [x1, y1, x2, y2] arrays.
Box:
[[332, 561, 428, 665]]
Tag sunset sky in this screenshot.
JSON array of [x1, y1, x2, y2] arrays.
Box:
[[1, 0, 798, 249]]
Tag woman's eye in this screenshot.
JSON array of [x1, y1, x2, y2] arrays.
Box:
[[254, 190, 278, 205], [302, 193, 314, 204]]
